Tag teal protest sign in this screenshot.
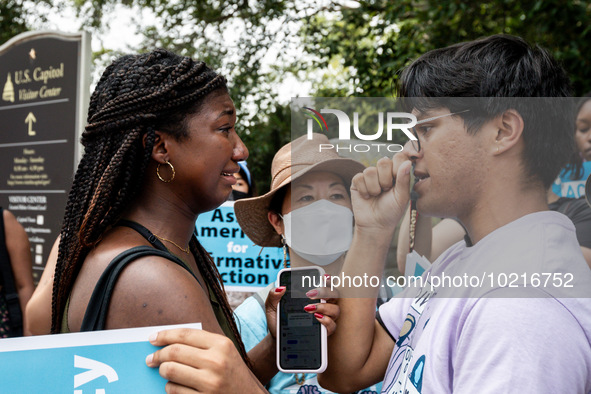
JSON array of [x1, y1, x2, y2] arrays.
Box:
[[196, 201, 285, 291], [0, 323, 200, 393]]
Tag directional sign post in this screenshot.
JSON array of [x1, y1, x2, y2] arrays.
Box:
[[0, 31, 91, 281], [25, 112, 37, 136]]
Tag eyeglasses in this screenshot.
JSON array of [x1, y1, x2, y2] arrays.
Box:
[[411, 109, 470, 152]]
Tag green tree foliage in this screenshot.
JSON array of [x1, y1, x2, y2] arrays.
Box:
[[72, 0, 591, 188], [4, 1, 591, 189], [0, 1, 30, 45], [0, 1, 61, 46], [302, 0, 591, 96], [70, 0, 322, 191]]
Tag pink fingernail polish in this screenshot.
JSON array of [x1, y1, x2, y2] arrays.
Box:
[[314, 313, 324, 319], [304, 304, 316, 312], [306, 289, 318, 297]]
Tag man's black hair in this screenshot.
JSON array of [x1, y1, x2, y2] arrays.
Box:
[[399, 34, 574, 189]]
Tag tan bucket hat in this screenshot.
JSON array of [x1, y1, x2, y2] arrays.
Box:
[[234, 133, 366, 247]]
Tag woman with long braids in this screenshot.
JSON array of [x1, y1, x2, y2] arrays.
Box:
[[50, 49, 334, 392]]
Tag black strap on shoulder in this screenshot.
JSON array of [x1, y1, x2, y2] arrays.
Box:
[[80, 245, 201, 331], [116, 219, 168, 250], [0, 207, 23, 337]]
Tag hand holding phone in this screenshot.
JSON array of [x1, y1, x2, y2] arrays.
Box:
[[276, 266, 327, 373]]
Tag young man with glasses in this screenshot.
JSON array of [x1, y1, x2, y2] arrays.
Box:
[[320, 34, 591, 393]]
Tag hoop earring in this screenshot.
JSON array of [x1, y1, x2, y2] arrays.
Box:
[[281, 235, 289, 269], [157, 161, 175, 183]]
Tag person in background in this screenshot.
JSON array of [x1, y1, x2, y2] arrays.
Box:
[[0, 207, 34, 337], [575, 94, 591, 163], [232, 133, 380, 393], [24, 236, 58, 336], [548, 99, 591, 264], [229, 160, 255, 200], [553, 93, 591, 198]]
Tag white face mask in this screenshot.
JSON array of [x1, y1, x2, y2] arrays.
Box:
[[282, 199, 354, 266]]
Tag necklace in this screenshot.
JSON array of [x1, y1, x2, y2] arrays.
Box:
[[153, 233, 190, 254], [295, 373, 306, 385]]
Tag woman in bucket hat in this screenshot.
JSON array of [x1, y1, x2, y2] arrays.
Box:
[[231, 133, 381, 393], [145, 133, 368, 392]]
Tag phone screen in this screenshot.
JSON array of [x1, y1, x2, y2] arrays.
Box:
[[278, 268, 323, 370]]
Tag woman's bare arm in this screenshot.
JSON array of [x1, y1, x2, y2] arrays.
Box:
[[25, 236, 59, 335], [3, 209, 34, 336]]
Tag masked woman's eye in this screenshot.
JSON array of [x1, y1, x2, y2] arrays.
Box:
[[330, 193, 345, 200], [298, 195, 314, 202]]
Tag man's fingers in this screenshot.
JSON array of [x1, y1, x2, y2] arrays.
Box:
[[362, 166, 381, 196], [351, 172, 369, 199], [393, 160, 413, 207], [376, 157, 394, 191], [353, 157, 410, 201]]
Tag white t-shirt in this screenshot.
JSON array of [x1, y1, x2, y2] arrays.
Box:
[[378, 211, 591, 393]]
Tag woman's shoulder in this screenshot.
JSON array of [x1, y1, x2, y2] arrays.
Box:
[[77, 227, 152, 278], [69, 226, 215, 331], [85, 226, 201, 294]]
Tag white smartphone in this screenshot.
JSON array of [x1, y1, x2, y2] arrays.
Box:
[[276, 266, 327, 374]]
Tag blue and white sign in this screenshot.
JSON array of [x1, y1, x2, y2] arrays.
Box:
[[0, 323, 200, 393], [196, 201, 285, 291], [552, 161, 591, 198]]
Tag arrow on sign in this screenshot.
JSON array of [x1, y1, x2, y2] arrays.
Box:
[[74, 355, 119, 388], [24, 112, 36, 136]]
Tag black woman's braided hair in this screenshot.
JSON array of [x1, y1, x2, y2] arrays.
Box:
[[50, 49, 251, 365]]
